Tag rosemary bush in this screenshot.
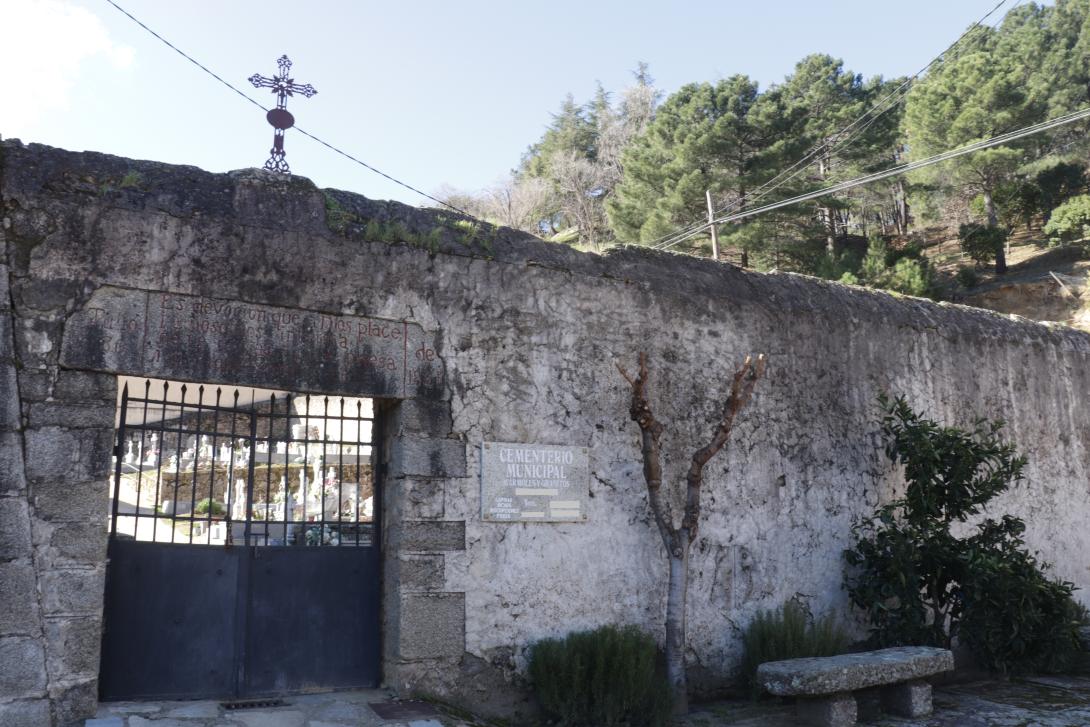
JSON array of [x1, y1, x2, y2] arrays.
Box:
[[528, 625, 670, 726]]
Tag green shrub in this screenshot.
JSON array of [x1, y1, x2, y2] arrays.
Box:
[[958, 223, 1008, 265], [845, 396, 1083, 675], [528, 625, 670, 726], [885, 258, 932, 297], [194, 498, 225, 516], [739, 601, 851, 697], [955, 266, 980, 289], [1043, 194, 1090, 248]]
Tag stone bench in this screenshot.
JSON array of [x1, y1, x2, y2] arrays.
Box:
[[756, 646, 954, 727]]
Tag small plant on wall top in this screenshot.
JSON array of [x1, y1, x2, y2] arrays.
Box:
[[845, 395, 1084, 674]]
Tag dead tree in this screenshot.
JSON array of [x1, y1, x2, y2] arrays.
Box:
[[618, 352, 766, 714]]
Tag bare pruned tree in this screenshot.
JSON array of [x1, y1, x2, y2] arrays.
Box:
[[617, 352, 767, 714]]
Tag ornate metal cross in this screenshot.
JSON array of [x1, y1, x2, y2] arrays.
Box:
[[248, 55, 317, 174]]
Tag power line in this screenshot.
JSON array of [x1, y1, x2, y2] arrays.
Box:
[[648, 0, 1019, 252], [101, 0, 476, 218], [657, 105, 1090, 249], [650, 0, 1018, 251]]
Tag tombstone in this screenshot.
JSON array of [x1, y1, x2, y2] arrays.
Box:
[[232, 478, 248, 521]]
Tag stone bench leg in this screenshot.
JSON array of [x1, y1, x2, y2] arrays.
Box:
[[881, 679, 932, 718], [796, 692, 857, 727]]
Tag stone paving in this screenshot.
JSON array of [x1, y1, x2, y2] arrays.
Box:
[[683, 674, 1090, 726], [85, 690, 482, 727], [85, 674, 1090, 726]]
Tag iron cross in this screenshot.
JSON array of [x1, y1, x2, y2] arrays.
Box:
[[248, 55, 317, 174]]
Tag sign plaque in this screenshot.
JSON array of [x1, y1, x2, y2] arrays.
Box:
[[481, 441, 589, 522]]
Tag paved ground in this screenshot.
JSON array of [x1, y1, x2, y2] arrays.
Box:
[[684, 674, 1090, 726], [86, 690, 484, 727], [87, 674, 1090, 726]]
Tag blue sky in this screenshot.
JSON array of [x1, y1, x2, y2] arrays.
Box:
[[4, 0, 1035, 206]]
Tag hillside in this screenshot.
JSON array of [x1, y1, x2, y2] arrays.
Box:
[[928, 232, 1089, 332]]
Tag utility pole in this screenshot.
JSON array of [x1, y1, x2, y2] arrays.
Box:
[[706, 190, 719, 261]]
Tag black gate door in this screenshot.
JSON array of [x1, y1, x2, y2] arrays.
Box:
[[99, 381, 381, 700]]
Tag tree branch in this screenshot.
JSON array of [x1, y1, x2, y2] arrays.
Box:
[[618, 353, 677, 555], [681, 353, 767, 541]]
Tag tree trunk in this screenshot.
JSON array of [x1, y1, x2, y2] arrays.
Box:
[[617, 353, 766, 720], [983, 188, 1007, 274], [895, 179, 910, 236], [665, 545, 690, 714]]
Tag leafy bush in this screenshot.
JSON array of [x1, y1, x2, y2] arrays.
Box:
[[885, 258, 932, 296], [958, 223, 1008, 265], [955, 266, 980, 289], [739, 601, 851, 697], [854, 236, 934, 297], [194, 498, 225, 516], [845, 396, 1083, 674], [528, 625, 671, 726], [1043, 194, 1090, 248]]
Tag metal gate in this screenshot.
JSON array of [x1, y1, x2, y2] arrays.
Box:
[[99, 380, 381, 700]]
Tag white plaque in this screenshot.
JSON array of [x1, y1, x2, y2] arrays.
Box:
[[480, 441, 589, 522]]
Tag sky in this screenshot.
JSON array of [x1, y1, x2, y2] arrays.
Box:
[[2, 0, 1038, 206]]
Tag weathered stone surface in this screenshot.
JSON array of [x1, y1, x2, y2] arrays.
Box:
[[14, 316, 62, 370], [393, 398, 453, 438], [6, 141, 1090, 721], [401, 478, 445, 519], [882, 679, 932, 718], [24, 426, 112, 482], [0, 431, 27, 493], [796, 692, 856, 727], [0, 562, 41, 635], [0, 636, 47, 696], [16, 277, 79, 313], [401, 520, 465, 552], [226, 710, 306, 727], [758, 647, 953, 697], [61, 286, 437, 398], [390, 437, 466, 478], [400, 593, 465, 659], [0, 496, 32, 560], [52, 370, 116, 402], [16, 368, 52, 402], [0, 699, 52, 727], [0, 264, 11, 310], [40, 521, 109, 567], [0, 360, 20, 427], [27, 401, 114, 429], [48, 677, 97, 726], [0, 311, 13, 359], [84, 718, 124, 727], [44, 618, 100, 678], [400, 554, 445, 591], [30, 478, 109, 522], [38, 569, 105, 616], [164, 701, 220, 718]]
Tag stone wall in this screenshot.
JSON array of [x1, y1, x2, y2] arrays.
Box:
[[2, 140, 1089, 724]]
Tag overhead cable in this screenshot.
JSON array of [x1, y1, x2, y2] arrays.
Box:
[[101, 0, 476, 218], [657, 105, 1090, 251], [648, 0, 1019, 252]]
